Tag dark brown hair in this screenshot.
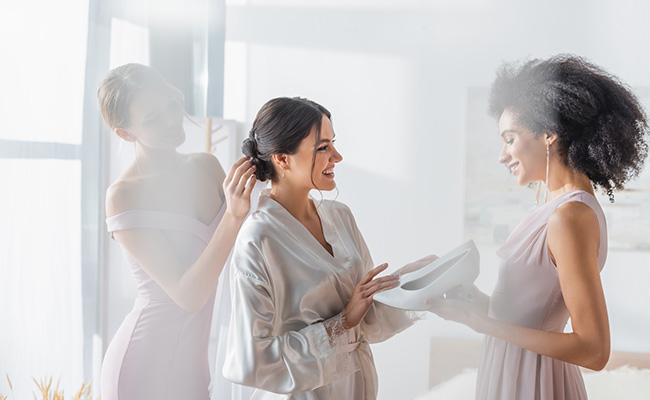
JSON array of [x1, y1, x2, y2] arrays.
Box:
[[243, 97, 331, 183]]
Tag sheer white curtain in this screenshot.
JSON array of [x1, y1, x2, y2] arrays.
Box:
[[0, 0, 90, 397]]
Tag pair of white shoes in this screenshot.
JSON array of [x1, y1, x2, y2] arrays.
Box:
[[374, 240, 480, 311]]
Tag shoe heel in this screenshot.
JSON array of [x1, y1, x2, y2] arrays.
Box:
[[444, 284, 464, 299]]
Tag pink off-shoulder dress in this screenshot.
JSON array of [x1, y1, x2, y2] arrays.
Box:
[[100, 203, 226, 400]]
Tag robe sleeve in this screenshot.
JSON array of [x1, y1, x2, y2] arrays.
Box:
[[223, 239, 362, 394], [346, 206, 419, 344]]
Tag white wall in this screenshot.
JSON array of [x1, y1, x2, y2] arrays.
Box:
[[102, 1, 650, 399], [219, 1, 650, 399]]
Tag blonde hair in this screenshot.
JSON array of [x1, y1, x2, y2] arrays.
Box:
[[97, 63, 183, 130]]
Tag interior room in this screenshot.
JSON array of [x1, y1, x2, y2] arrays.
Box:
[[1, 0, 649, 399]]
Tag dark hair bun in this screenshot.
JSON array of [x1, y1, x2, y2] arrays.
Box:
[[242, 97, 332, 183], [242, 136, 272, 181]]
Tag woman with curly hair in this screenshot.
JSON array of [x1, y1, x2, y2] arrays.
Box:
[[429, 54, 648, 399]]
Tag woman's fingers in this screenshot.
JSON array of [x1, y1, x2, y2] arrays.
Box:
[[364, 274, 398, 292], [344, 263, 396, 329], [361, 275, 399, 300], [226, 158, 254, 190], [221, 158, 257, 219], [360, 263, 388, 284], [242, 172, 257, 197], [235, 166, 257, 193], [398, 254, 439, 276], [367, 279, 399, 299], [225, 156, 249, 184], [232, 161, 254, 186], [427, 297, 451, 317], [427, 297, 474, 325]]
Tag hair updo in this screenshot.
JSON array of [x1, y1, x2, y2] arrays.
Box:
[[242, 97, 331, 181], [488, 54, 649, 202]]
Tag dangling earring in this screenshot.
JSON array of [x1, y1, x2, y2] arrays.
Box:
[[544, 138, 550, 203], [533, 138, 551, 209], [282, 169, 286, 179]]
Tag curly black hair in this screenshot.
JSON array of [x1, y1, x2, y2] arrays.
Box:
[[488, 54, 649, 202]]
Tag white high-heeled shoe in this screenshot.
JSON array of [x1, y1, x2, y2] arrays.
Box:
[[374, 240, 480, 311]]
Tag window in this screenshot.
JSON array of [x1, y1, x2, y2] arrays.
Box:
[[0, 0, 98, 396]]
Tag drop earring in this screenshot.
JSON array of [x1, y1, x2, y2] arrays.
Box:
[[544, 138, 550, 203], [533, 138, 551, 209], [534, 180, 542, 209]]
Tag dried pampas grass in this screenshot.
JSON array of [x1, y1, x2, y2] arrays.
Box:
[[0, 375, 99, 400]]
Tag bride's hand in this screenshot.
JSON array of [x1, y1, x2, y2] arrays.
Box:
[[223, 157, 257, 219], [342, 263, 399, 329], [392, 254, 439, 276]]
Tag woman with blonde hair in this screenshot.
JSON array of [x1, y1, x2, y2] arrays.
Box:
[[97, 63, 256, 400]]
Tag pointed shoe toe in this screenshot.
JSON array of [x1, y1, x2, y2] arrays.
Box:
[[374, 240, 480, 311]]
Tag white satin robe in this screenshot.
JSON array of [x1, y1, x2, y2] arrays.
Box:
[[223, 190, 414, 399]]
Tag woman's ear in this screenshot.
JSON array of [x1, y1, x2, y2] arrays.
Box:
[[115, 128, 135, 142], [271, 153, 289, 171], [545, 132, 558, 145]]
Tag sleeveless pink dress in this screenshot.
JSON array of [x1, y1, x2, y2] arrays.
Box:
[[100, 203, 226, 400], [476, 190, 608, 400]]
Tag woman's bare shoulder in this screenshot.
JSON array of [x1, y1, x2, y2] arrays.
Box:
[[186, 152, 226, 180], [105, 177, 144, 217]]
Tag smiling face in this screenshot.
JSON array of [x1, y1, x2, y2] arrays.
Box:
[[121, 88, 186, 149], [283, 115, 343, 191], [498, 108, 549, 186]]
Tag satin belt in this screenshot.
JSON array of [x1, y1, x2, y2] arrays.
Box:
[[341, 335, 367, 353], [346, 335, 377, 399]]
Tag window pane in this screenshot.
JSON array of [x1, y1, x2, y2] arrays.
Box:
[[0, 159, 83, 396], [0, 0, 89, 144]]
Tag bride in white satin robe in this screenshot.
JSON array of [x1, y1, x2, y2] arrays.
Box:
[[221, 97, 420, 399], [224, 190, 414, 399]]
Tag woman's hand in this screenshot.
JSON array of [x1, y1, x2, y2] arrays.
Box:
[[223, 157, 257, 219], [392, 254, 439, 276], [342, 263, 399, 329], [427, 290, 488, 333]]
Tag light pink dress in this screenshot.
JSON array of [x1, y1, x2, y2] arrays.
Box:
[[100, 203, 226, 400], [477, 190, 608, 400]]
